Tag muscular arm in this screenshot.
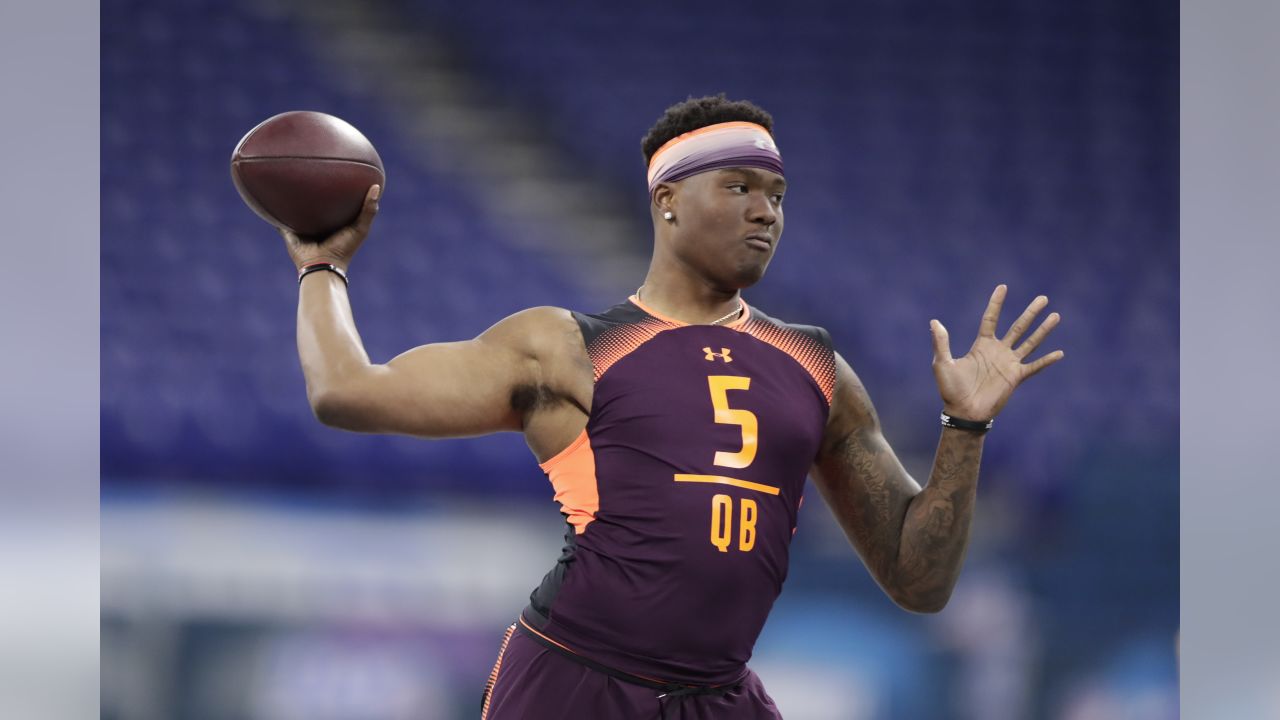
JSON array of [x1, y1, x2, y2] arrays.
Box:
[[297, 269, 578, 439], [278, 185, 594, 458], [810, 287, 1063, 612], [810, 353, 984, 613]]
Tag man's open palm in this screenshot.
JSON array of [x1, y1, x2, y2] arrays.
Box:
[[929, 285, 1064, 421]]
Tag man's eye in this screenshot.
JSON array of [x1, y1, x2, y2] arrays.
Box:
[[728, 184, 748, 193], [771, 194, 785, 204]]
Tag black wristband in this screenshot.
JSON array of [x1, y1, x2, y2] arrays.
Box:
[[297, 262, 348, 286], [940, 411, 993, 434]]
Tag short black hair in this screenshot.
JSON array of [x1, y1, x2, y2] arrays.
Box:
[[641, 94, 774, 166]]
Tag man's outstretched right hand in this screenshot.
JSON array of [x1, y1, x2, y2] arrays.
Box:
[[280, 184, 380, 273]]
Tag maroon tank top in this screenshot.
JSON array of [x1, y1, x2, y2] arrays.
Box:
[[521, 295, 835, 685]]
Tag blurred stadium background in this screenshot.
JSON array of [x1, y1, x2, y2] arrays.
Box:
[[101, 0, 1177, 717]]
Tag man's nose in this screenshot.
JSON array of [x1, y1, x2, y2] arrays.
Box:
[[748, 192, 778, 226]]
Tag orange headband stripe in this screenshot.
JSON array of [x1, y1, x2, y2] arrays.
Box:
[[647, 121, 773, 172], [645, 121, 783, 195]]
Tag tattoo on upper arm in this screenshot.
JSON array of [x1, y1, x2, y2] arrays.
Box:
[[817, 355, 922, 584], [829, 425, 901, 571], [823, 426, 913, 581]]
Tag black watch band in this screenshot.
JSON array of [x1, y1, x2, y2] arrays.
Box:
[[297, 262, 348, 286], [940, 411, 993, 434]]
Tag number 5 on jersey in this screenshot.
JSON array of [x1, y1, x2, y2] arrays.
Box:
[[708, 375, 756, 468]]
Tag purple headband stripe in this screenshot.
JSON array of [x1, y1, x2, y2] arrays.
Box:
[[646, 122, 784, 197], [658, 148, 785, 187]]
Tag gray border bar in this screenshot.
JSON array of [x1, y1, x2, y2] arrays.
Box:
[[1182, 0, 1280, 716], [0, 0, 100, 717]]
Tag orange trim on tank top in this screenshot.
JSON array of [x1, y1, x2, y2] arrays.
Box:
[[539, 428, 590, 472], [517, 616, 578, 656], [517, 617, 673, 686], [627, 294, 753, 329], [538, 429, 599, 535]]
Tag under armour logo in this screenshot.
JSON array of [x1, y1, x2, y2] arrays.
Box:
[[754, 138, 778, 152], [703, 347, 733, 362]]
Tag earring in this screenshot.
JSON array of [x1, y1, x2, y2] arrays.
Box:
[[663, 211, 674, 221]]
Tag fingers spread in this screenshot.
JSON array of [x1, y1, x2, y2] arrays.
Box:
[[1021, 349, 1065, 380], [979, 284, 1007, 337], [1015, 312, 1060, 358], [1002, 295, 1049, 346], [930, 319, 953, 363]]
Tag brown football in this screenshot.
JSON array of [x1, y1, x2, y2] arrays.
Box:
[[230, 111, 385, 240]]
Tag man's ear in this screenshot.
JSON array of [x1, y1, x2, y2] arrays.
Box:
[[653, 183, 676, 216]]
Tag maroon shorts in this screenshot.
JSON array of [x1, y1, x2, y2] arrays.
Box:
[[480, 623, 783, 720]]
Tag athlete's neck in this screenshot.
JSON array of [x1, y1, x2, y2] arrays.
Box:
[[635, 272, 742, 326]]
